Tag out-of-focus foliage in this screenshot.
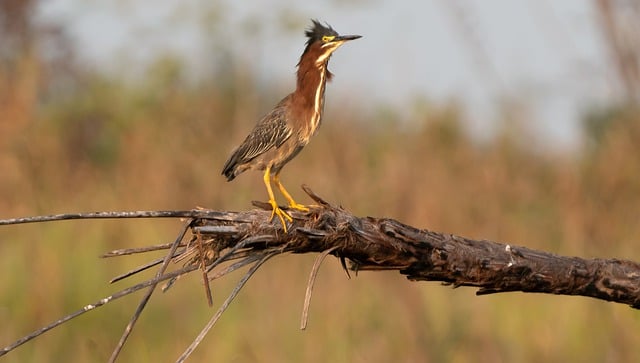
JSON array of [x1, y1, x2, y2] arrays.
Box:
[[1, 3, 640, 363]]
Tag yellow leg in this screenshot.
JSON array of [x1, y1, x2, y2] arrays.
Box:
[[263, 167, 292, 232], [274, 172, 309, 212]]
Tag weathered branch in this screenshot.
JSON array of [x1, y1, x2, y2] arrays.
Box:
[[188, 186, 640, 309]]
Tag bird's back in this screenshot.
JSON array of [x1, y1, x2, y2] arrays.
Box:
[[222, 96, 294, 181]]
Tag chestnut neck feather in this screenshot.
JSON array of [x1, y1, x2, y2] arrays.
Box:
[[291, 43, 334, 138]]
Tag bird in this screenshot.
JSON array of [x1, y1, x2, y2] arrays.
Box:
[[222, 20, 361, 232]]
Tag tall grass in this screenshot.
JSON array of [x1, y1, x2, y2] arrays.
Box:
[[1, 54, 640, 362]]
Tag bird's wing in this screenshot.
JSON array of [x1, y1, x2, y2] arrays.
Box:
[[233, 105, 293, 162]]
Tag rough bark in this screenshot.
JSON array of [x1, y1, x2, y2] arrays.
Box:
[[188, 187, 640, 309]]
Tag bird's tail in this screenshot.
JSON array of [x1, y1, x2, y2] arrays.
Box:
[[221, 154, 239, 181]]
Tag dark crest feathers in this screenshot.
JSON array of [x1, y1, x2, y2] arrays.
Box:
[[305, 20, 339, 46]]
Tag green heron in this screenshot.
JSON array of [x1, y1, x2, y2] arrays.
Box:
[[222, 20, 360, 232]]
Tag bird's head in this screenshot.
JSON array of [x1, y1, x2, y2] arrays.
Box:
[[301, 20, 361, 66]]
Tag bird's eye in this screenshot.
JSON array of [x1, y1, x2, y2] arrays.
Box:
[[321, 35, 335, 43]]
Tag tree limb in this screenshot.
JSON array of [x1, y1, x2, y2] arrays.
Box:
[[188, 185, 640, 309]]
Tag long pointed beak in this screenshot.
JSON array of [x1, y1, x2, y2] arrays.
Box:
[[335, 34, 362, 42]]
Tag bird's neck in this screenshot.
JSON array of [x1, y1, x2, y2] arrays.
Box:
[[294, 58, 333, 136], [295, 58, 333, 102]]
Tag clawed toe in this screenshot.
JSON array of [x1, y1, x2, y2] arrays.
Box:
[[289, 203, 309, 212], [268, 201, 293, 232]]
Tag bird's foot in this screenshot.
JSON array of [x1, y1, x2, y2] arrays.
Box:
[[288, 202, 309, 212], [268, 199, 293, 232]]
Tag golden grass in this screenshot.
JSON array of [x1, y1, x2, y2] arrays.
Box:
[[2, 58, 640, 362]]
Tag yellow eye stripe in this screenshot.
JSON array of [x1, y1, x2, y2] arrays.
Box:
[[321, 35, 335, 43]]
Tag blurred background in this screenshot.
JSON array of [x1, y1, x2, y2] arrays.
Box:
[[1, 0, 640, 362]]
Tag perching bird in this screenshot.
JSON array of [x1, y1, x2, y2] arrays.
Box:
[[222, 20, 361, 232]]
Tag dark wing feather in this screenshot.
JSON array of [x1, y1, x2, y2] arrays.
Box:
[[222, 102, 292, 180]]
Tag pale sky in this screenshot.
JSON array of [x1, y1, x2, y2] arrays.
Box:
[[37, 0, 618, 151]]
